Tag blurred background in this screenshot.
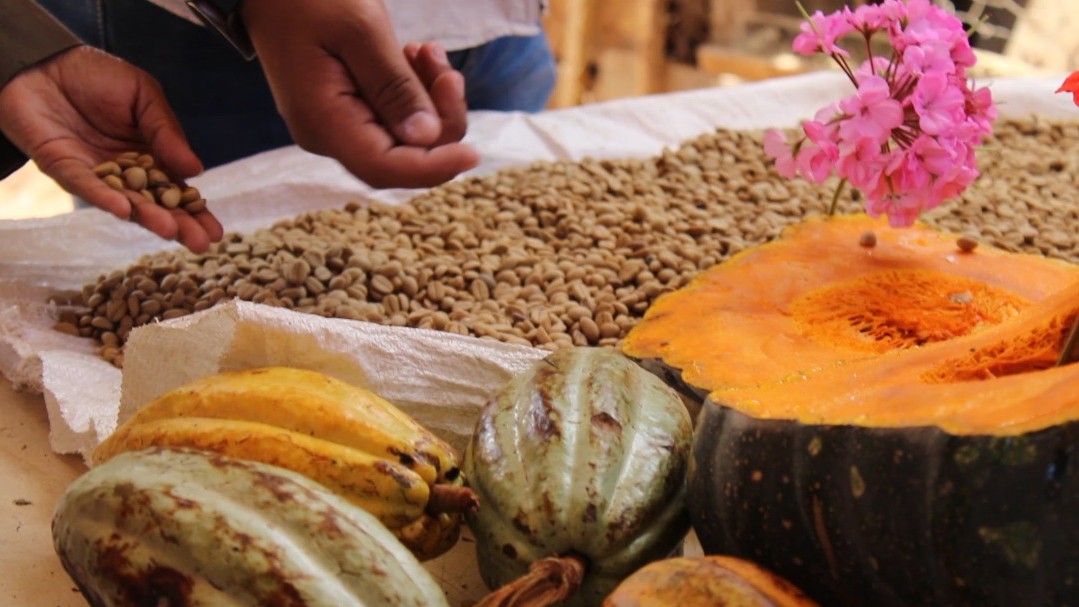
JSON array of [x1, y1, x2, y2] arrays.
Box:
[[542, 0, 1077, 106], [3, 0, 1076, 221]]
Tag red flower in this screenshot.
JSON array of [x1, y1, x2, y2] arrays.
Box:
[[1057, 70, 1079, 106]]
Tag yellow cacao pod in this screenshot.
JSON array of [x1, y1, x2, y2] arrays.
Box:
[[94, 366, 473, 560]]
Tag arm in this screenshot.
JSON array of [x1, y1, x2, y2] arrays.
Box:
[[68, 0, 478, 191], [0, 1, 223, 252], [0, 0, 81, 179]]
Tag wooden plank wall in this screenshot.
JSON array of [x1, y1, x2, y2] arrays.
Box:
[[542, 0, 1067, 109]]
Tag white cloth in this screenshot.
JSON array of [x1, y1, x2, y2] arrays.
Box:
[[152, 0, 543, 51], [1, 71, 1076, 460]]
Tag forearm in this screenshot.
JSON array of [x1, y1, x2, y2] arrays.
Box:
[[0, 0, 82, 178]]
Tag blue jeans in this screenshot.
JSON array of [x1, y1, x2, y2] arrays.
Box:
[[38, 0, 556, 169]]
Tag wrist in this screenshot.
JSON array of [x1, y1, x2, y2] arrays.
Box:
[[185, 0, 255, 60]]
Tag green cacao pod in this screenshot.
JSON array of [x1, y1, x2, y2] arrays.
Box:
[[52, 447, 450, 607], [463, 347, 693, 606]]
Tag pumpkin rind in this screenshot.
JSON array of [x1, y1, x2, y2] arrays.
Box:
[[603, 555, 820, 606], [53, 447, 450, 607], [689, 405, 1079, 607], [463, 347, 694, 606]]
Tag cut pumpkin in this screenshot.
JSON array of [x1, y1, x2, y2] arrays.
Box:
[[656, 216, 1079, 606], [622, 214, 1079, 394], [689, 291, 1079, 606]]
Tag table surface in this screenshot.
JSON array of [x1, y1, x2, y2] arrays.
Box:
[[0, 380, 87, 607]]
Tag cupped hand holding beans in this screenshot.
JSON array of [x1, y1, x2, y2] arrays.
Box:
[[240, 0, 479, 189], [0, 46, 223, 253]]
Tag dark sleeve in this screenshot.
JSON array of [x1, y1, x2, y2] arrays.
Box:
[[185, 0, 255, 60], [0, 0, 83, 179], [0, 133, 28, 180]]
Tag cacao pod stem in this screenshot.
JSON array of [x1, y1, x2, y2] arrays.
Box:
[[426, 484, 480, 515], [475, 554, 588, 607]]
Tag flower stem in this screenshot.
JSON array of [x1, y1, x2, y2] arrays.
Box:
[[864, 32, 876, 75], [834, 55, 859, 86], [1057, 314, 1079, 366], [828, 179, 848, 216], [794, 1, 812, 21], [967, 15, 991, 40]]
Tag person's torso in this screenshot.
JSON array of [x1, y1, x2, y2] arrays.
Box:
[[152, 0, 543, 50]]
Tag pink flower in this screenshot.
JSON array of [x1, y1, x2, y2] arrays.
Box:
[[803, 118, 840, 149], [837, 137, 887, 192], [912, 72, 966, 135], [898, 0, 935, 26], [792, 10, 853, 56], [889, 149, 931, 190], [847, 3, 899, 32], [908, 136, 957, 176], [855, 56, 895, 81], [902, 43, 956, 75], [884, 199, 925, 227], [794, 142, 837, 183], [964, 84, 997, 133], [762, 0, 997, 227], [864, 189, 924, 228], [763, 129, 798, 178], [838, 76, 904, 143]]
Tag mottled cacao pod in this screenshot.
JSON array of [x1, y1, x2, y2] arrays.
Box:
[[53, 447, 449, 607], [464, 347, 693, 606]]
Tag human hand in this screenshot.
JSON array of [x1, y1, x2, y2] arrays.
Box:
[[0, 46, 223, 253], [241, 0, 480, 189]]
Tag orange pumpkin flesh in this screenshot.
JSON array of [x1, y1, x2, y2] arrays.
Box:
[[622, 214, 1079, 394], [717, 280, 1079, 435]]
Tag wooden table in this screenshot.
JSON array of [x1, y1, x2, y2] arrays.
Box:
[[0, 381, 86, 607]]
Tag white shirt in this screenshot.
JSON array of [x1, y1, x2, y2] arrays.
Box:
[[153, 0, 543, 51]]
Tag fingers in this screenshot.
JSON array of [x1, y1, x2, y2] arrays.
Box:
[[50, 157, 133, 220], [332, 10, 441, 147], [290, 96, 480, 188], [127, 192, 223, 253], [289, 45, 477, 188], [407, 42, 468, 146], [42, 154, 219, 252], [318, 40, 477, 187], [307, 82, 477, 188], [170, 208, 219, 253], [336, 139, 480, 189], [126, 192, 178, 241], [189, 208, 225, 246], [133, 74, 203, 180]]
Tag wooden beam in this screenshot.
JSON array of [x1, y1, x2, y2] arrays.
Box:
[[545, 0, 599, 108]]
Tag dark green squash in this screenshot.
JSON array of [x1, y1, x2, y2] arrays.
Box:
[[688, 280, 1079, 606]]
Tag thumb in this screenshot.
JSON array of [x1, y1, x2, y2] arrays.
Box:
[[134, 75, 203, 179], [339, 30, 441, 147]]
